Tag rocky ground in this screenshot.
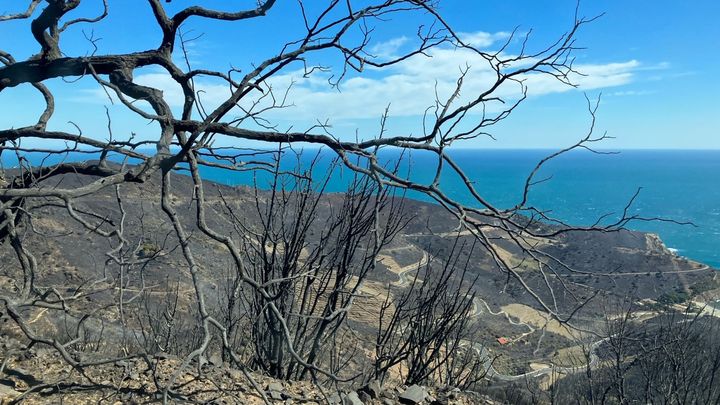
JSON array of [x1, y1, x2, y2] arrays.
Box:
[[0, 336, 493, 405]]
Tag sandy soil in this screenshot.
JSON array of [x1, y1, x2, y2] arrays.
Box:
[[500, 303, 580, 340]]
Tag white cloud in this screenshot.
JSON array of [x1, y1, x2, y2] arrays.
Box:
[[75, 71, 234, 115], [457, 31, 511, 47], [242, 46, 643, 121], [609, 90, 655, 97], [77, 32, 646, 125], [369, 36, 409, 57]]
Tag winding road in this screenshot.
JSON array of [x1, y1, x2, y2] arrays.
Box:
[[464, 295, 609, 381], [388, 246, 616, 382], [390, 252, 430, 287]]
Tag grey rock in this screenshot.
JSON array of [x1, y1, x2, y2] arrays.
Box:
[[225, 368, 243, 380], [267, 382, 284, 392], [328, 393, 342, 404], [267, 382, 286, 401], [342, 391, 364, 405], [209, 353, 223, 368], [0, 384, 20, 400], [358, 391, 372, 403], [359, 380, 383, 399], [399, 385, 428, 404], [384, 389, 398, 400], [382, 399, 395, 405]]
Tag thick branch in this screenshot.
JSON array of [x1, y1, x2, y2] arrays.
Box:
[[0, 51, 162, 89]]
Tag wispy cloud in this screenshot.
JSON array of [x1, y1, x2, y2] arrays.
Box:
[[609, 90, 655, 97], [457, 31, 512, 47], [369, 36, 409, 57], [77, 31, 647, 124]]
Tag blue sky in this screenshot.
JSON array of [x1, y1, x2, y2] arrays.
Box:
[[1, 0, 718, 149]]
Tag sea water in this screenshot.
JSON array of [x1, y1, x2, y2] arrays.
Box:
[[3, 149, 718, 267], [197, 149, 720, 268]]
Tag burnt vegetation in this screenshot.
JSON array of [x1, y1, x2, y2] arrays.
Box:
[[0, 1, 718, 404]]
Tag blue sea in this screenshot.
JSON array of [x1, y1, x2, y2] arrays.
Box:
[[3, 149, 719, 268], [195, 149, 720, 268]]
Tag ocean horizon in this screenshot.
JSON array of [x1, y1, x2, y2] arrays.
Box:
[[3, 148, 718, 268], [190, 148, 720, 268]]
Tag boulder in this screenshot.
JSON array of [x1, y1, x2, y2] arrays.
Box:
[[399, 385, 429, 404], [209, 353, 223, 368], [267, 382, 284, 392], [342, 391, 364, 405], [359, 380, 383, 399], [266, 382, 286, 401]]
